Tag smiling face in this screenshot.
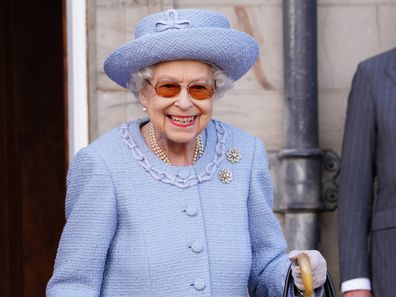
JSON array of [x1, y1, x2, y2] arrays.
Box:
[[139, 60, 214, 146]]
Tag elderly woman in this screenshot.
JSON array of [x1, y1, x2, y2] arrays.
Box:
[[47, 8, 326, 297]]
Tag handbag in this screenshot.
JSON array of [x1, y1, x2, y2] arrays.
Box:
[[282, 264, 336, 297]]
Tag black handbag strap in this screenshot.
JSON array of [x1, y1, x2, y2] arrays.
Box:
[[323, 273, 336, 297], [282, 263, 336, 297]]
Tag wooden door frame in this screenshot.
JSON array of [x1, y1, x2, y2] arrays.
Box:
[[66, 0, 89, 160]]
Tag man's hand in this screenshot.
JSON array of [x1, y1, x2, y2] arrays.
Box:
[[343, 290, 373, 297]]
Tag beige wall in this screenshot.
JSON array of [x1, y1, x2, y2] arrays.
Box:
[[87, 0, 396, 295]]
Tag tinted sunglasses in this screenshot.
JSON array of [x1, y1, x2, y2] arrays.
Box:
[[146, 80, 215, 100]]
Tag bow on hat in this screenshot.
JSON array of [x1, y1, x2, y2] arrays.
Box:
[[155, 9, 191, 32]]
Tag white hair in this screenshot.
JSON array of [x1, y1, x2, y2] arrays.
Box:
[[126, 64, 234, 99]]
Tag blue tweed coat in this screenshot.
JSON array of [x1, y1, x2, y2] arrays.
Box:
[[46, 118, 292, 297]]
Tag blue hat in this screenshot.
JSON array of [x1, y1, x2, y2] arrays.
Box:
[[104, 9, 259, 88]]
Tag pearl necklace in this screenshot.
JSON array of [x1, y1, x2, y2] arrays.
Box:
[[148, 122, 203, 165]]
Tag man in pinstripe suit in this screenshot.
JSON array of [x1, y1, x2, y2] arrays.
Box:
[[338, 48, 396, 297]]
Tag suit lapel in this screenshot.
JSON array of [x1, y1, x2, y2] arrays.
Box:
[[385, 48, 396, 85]]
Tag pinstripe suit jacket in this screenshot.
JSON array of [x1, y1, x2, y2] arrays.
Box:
[[338, 48, 396, 297]]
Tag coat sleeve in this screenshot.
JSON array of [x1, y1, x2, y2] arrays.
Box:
[[337, 63, 376, 283], [46, 147, 117, 297], [247, 137, 291, 297]]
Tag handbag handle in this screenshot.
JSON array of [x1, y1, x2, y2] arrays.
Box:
[[282, 260, 336, 297]]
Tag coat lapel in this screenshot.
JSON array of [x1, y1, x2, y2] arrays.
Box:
[[385, 48, 396, 85]]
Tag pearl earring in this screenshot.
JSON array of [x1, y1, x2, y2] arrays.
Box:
[[142, 107, 147, 112]]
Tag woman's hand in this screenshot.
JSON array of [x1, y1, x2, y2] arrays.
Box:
[[343, 290, 373, 297], [288, 250, 327, 290]]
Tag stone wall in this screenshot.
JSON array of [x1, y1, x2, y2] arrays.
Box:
[[87, 0, 396, 295]]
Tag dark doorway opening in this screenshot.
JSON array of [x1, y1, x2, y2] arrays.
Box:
[[0, 0, 68, 296]]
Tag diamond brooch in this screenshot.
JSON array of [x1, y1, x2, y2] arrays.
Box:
[[218, 149, 240, 183], [218, 169, 233, 184], [227, 148, 241, 164]]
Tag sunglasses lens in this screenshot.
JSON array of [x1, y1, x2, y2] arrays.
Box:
[[153, 81, 214, 99], [156, 82, 181, 97], [188, 84, 214, 99]]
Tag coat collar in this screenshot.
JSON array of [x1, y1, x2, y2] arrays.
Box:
[[119, 118, 227, 188], [385, 48, 396, 85]]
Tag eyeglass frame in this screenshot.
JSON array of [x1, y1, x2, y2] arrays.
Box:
[[145, 79, 216, 100]]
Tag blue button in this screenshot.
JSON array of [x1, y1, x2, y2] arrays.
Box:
[[177, 169, 191, 179], [190, 241, 203, 253], [185, 205, 198, 216], [193, 278, 206, 291]]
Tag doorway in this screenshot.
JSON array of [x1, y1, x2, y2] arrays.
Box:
[[0, 0, 67, 296]]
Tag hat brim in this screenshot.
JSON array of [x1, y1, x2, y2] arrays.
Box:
[[104, 28, 259, 88]]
